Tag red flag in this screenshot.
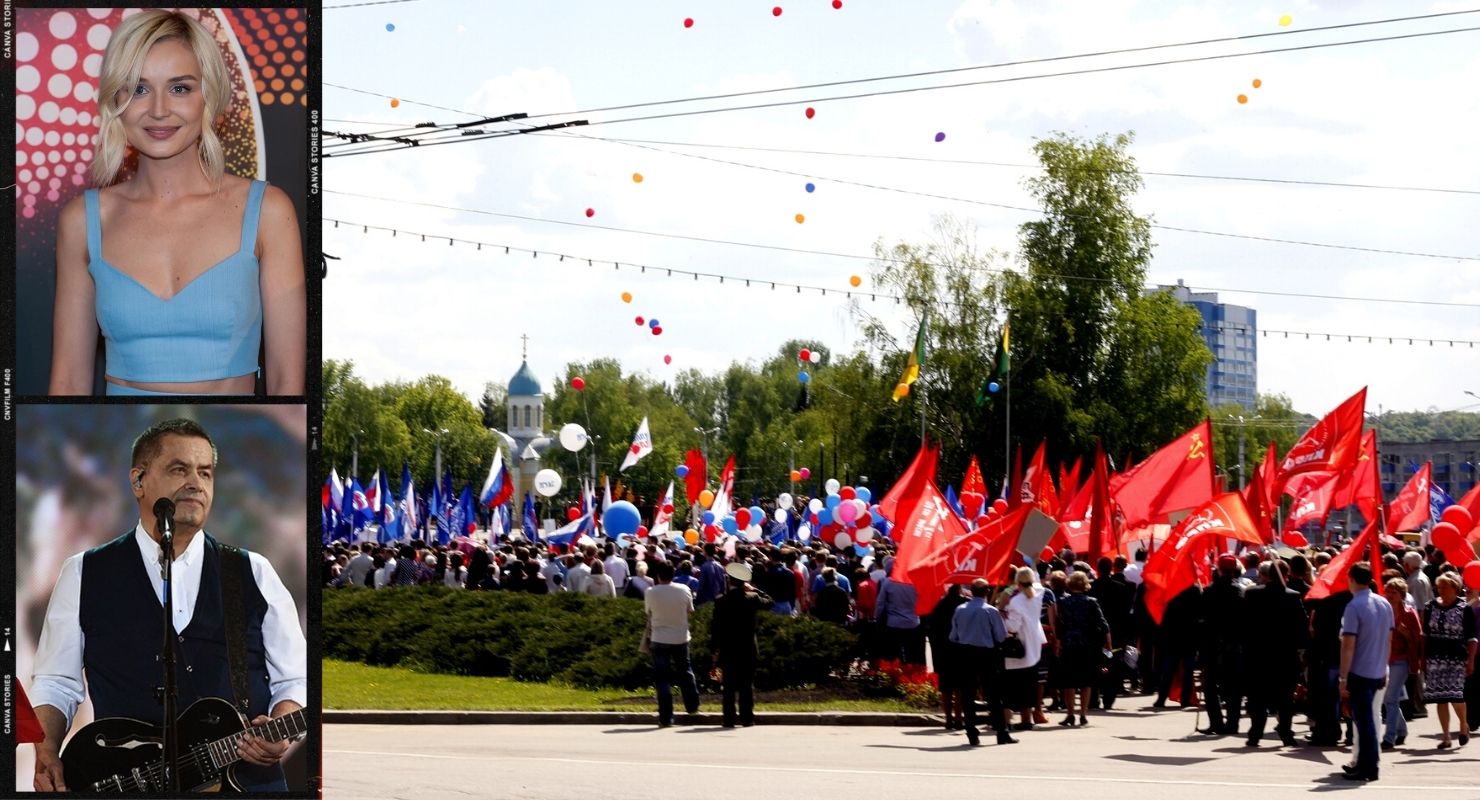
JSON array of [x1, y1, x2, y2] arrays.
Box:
[[1110, 420, 1215, 532], [1306, 517, 1380, 601], [1008, 444, 1024, 509], [908, 505, 1034, 606], [1388, 463, 1432, 532], [1278, 387, 1367, 485], [1019, 440, 1059, 518], [879, 441, 938, 523], [1458, 482, 1480, 536], [14, 679, 44, 744], [890, 479, 970, 616], [1059, 456, 1084, 503], [1087, 444, 1114, 563], [962, 455, 986, 497], [1241, 442, 1277, 544], [682, 449, 707, 503], [1141, 493, 1263, 623], [1329, 430, 1379, 521], [1282, 471, 1342, 537]]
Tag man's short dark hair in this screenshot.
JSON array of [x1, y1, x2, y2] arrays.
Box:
[[653, 560, 675, 582], [1348, 561, 1374, 587], [131, 418, 218, 469]]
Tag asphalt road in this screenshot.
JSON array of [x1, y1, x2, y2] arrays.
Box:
[[325, 701, 1480, 799]]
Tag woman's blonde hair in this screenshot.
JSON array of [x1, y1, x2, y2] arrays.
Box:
[[1434, 571, 1462, 594], [1067, 571, 1091, 593], [1013, 566, 1036, 599], [91, 10, 229, 187]]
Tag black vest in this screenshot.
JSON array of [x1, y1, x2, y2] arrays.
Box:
[[79, 531, 272, 723]]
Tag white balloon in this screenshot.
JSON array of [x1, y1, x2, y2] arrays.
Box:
[[722, 537, 737, 559], [856, 526, 875, 543], [558, 423, 588, 452], [809, 350, 822, 363], [833, 531, 852, 550], [742, 525, 763, 542], [777, 492, 794, 509], [533, 468, 562, 497], [797, 523, 812, 542], [773, 507, 788, 524], [853, 498, 869, 517], [825, 478, 841, 495], [808, 498, 824, 514]]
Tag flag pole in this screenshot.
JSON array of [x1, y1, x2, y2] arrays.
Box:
[[919, 382, 927, 446], [1004, 366, 1012, 493]]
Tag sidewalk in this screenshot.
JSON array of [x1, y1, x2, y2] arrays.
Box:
[[326, 709, 939, 726]]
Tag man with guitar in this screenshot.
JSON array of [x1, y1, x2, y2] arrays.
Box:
[[30, 418, 308, 792]]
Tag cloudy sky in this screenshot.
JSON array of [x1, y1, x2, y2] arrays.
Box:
[[322, 0, 1480, 421]]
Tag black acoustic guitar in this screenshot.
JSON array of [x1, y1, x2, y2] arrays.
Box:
[[61, 697, 308, 793]]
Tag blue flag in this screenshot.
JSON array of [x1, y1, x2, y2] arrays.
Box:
[[378, 469, 398, 544], [522, 492, 539, 543], [944, 485, 966, 520], [1430, 481, 1455, 526], [449, 483, 475, 539]]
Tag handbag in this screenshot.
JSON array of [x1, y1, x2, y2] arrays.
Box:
[[999, 634, 1026, 659]]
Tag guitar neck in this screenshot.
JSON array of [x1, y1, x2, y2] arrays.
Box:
[[206, 710, 308, 770]]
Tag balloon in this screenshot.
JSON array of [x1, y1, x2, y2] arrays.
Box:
[[795, 213, 805, 224], [704, 524, 719, 541], [1440, 504, 1473, 532], [722, 516, 739, 535], [566, 507, 580, 522], [750, 506, 764, 525], [825, 494, 841, 510], [723, 537, 737, 558], [833, 0, 842, 8], [934, 132, 946, 142], [603, 501, 642, 537], [664, 354, 672, 365], [390, 98, 400, 108], [778, 492, 793, 508], [652, 327, 663, 336], [533, 469, 562, 497], [699, 489, 715, 507], [773, 6, 783, 16], [856, 526, 874, 543], [799, 467, 811, 480], [790, 469, 801, 482], [798, 370, 810, 384], [1279, 14, 1292, 26], [773, 508, 788, 524], [1465, 561, 1480, 591], [988, 382, 1000, 394], [805, 182, 815, 193], [558, 422, 588, 452], [743, 525, 763, 543], [736, 508, 752, 529], [800, 348, 811, 361], [853, 498, 869, 518], [839, 486, 856, 501], [636, 525, 649, 539], [675, 465, 689, 478], [630, 443, 641, 454], [894, 382, 910, 398], [649, 318, 660, 329], [621, 291, 633, 303], [386, 23, 396, 31], [797, 523, 812, 542], [1252, 78, 1262, 89], [849, 275, 861, 287], [809, 350, 822, 364], [635, 316, 645, 326], [662, 503, 674, 514], [960, 491, 984, 518], [702, 511, 716, 525], [808, 498, 823, 514], [683, 17, 693, 28], [837, 502, 859, 524], [805, 107, 815, 119], [992, 498, 1009, 513], [684, 529, 700, 545], [975, 515, 990, 528], [818, 508, 834, 527], [834, 532, 853, 550], [633, 172, 645, 182], [1431, 522, 1474, 564], [1237, 94, 1248, 104], [570, 376, 586, 391], [871, 506, 885, 524], [585, 208, 595, 217], [825, 478, 841, 495]]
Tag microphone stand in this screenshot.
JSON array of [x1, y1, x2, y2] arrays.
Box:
[[154, 500, 181, 794]]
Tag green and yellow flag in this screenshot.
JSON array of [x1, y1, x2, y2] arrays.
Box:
[[892, 315, 927, 402], [975, 324, 1010, 406]]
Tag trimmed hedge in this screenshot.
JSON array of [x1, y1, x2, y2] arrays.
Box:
[[323, 587, 857, 691]]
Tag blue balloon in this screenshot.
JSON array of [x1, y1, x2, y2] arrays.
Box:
[[749, 506, 764, 524], [988, 381, 1000, 394], [798, 370, 810, 384], [854, 544, 871, 557], [702, 511, 716, 525], [675, 465, 689, 478], [805, 182, 816, 193], [825, 494, 842, 510], [672, 536, 686, 550], [386, 23, 396, 32], [722, 516, 739, 535], [856, 486, 872, 503], [817, 508, 834, 526], [870, 508, 885, 525], [603, 501, 642, 537], [649, 318, 660, 329]]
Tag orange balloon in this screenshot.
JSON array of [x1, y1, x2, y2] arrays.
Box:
[[849, 275, 861, 287], [390, 98, 400, 108], [684, 529, 700, 545], [1252, 78, 1262, 89], [621, 291, 632, 303], [795, 213, 806, 224], [632, 172, 644, 183], [790, 470, 802, 482], [894, 382, 910, 399], [699, 489, 715, 507], [1237, 94, 1248, 104]]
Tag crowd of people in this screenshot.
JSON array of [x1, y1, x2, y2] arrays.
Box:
[[324, 528, 1480, 781]]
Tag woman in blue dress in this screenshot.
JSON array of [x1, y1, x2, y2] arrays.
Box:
[[49, 10, 304, 396]]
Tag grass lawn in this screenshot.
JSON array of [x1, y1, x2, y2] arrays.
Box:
[[324, 660, 918, 713]]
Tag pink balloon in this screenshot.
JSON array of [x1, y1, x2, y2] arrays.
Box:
[[837, 502, 859, 524], [799, 467, 811, 480], [663, 354, 672, 364]]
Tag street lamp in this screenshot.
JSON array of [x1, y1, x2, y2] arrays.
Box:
[[350, 430, 361, 481], [423, 427, 449, 484]]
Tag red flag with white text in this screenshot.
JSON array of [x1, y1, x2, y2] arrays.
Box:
[[1141, 492, 1264, 623], [1278, 387, 1367, 486]]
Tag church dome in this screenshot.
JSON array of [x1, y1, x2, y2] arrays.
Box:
[[508, 361, 542, 396]]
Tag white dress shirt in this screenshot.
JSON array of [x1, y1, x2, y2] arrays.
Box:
[[603, 555, 630, 591], [30, 524, 309, 731]]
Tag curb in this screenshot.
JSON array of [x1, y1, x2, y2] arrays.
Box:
[[326, 710, 939, 726]]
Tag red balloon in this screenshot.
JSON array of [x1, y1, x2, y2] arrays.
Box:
[[585, 208, 594, 218], [736, 509, 752, 528], [636, 525, 649, 538], [683, 17, 693, 28], [772, 6, 782, 16], [570, 376, 586, 391], [635, 316, 645, 326], [975, 515, 990, 527], [1464, 560, 1480, 591], [662, 503, 674, 514], [652, 326, 662, 335], [704, 523, 719, 541], [1432, 522, 1475, 564], [805, 107, 815, 119], [960, 491, 985, 519], [799, 348, 811, 361], [664, 354, 672, 364], [567, 507, 580, 521], [833, 0, 842, 7], [1440, 504, 1473, 533], [992, 498, 1009, 513]]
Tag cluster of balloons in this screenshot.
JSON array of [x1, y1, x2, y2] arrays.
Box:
[[788, 467, 812, 482], [796, 479, 885, 550], [1430, 505, 1480, 591], [798, 348, 823, 363]]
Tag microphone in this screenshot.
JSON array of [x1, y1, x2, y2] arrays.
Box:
[[152, 497, 176, 527]]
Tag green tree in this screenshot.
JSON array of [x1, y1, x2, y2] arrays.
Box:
[[1209, 393, 1309, 488], [392, 375, 496, 487], [322, 360, 412, 484], [478, 381, 507, 430]]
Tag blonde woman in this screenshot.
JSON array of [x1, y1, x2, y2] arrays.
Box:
[[1002, 567, 1048, 730], [50, 10, 304, 396]]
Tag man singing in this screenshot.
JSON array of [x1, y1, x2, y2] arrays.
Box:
[[29, 418, 308, 792]]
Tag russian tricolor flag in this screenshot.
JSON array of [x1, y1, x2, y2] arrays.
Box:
[[480, 447, 514, 509]]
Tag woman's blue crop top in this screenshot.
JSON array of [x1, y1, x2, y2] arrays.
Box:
[[85, 180, 265, 384]]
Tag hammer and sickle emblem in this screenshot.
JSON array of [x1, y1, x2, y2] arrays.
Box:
[[1187, 433, 1207, 460]]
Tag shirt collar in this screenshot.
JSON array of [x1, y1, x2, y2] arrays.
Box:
[[133, 521, 207, 566]]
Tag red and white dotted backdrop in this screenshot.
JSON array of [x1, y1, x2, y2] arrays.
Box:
[[14, 7, 307, 223]]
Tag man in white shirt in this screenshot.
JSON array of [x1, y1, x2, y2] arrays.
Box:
[[30, 419, 307, 792], [645, 560, 701, 726], [603, 543, 630, 595], [566, 551, 592, 595], [1122, 548, 1147, 585]]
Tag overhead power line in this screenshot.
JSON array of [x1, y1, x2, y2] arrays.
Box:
[[325, 0, 421, 8]]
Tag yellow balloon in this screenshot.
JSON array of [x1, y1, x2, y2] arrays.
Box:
[[795, 213, 806, 224], [621, 291, 633, 303], [699, 489, 715, 508], [632, 172, 644, 183], [1278, 14, 1292, 26], [894, 382, 910, 399], [849, 275, 862, 287], [684, 529, 700, 545]]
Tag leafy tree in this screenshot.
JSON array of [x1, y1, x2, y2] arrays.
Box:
[[392, 375, 495, 487], [1209, 393, 1309, 488], [478, 381, 507, 430], [321, 360, 412, 484]]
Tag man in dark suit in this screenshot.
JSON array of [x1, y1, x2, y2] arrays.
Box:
[[1090, 557, 1135, 709], [1242, 559, 1308, 747], [710, 561, 773, 727], [1197, 554, 1247, 735]]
